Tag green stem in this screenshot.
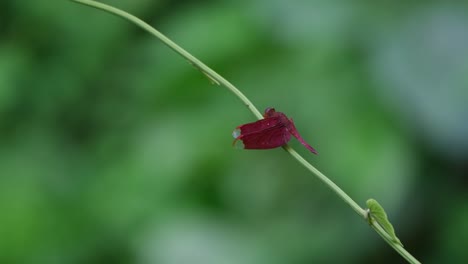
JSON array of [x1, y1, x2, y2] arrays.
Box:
[[370, 220, 420, 264], [70, 1, 421, 263], [283, 145, 366, 217], [71, 0, 263, 120]]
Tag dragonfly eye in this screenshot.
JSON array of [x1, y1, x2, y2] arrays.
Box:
[[264, 107, 276, 116]]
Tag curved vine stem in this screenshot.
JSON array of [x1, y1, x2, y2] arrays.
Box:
[[70, 1, 421, 263]]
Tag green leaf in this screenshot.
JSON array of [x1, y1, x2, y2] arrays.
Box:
[[366, 199, 403, 247]]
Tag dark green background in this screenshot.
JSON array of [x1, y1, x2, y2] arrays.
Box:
[[1, 0, 467, 263]]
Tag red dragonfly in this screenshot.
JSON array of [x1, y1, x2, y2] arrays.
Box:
[[232, 107, 317, 154]]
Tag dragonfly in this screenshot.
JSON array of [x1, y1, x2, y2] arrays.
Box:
[[232, 107, 317, 154]]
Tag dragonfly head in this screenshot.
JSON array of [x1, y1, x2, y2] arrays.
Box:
[[264, 107, 276, 117]]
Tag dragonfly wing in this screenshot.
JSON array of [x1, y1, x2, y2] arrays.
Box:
[[238, 125, 291, 149], [233, 117, 282, 137], [233, 117, 291, 149]]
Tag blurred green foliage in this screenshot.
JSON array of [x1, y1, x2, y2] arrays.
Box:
[[0, 0, 467, 263]]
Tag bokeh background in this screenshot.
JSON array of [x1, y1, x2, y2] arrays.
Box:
[[1, 0, 467, 263]]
